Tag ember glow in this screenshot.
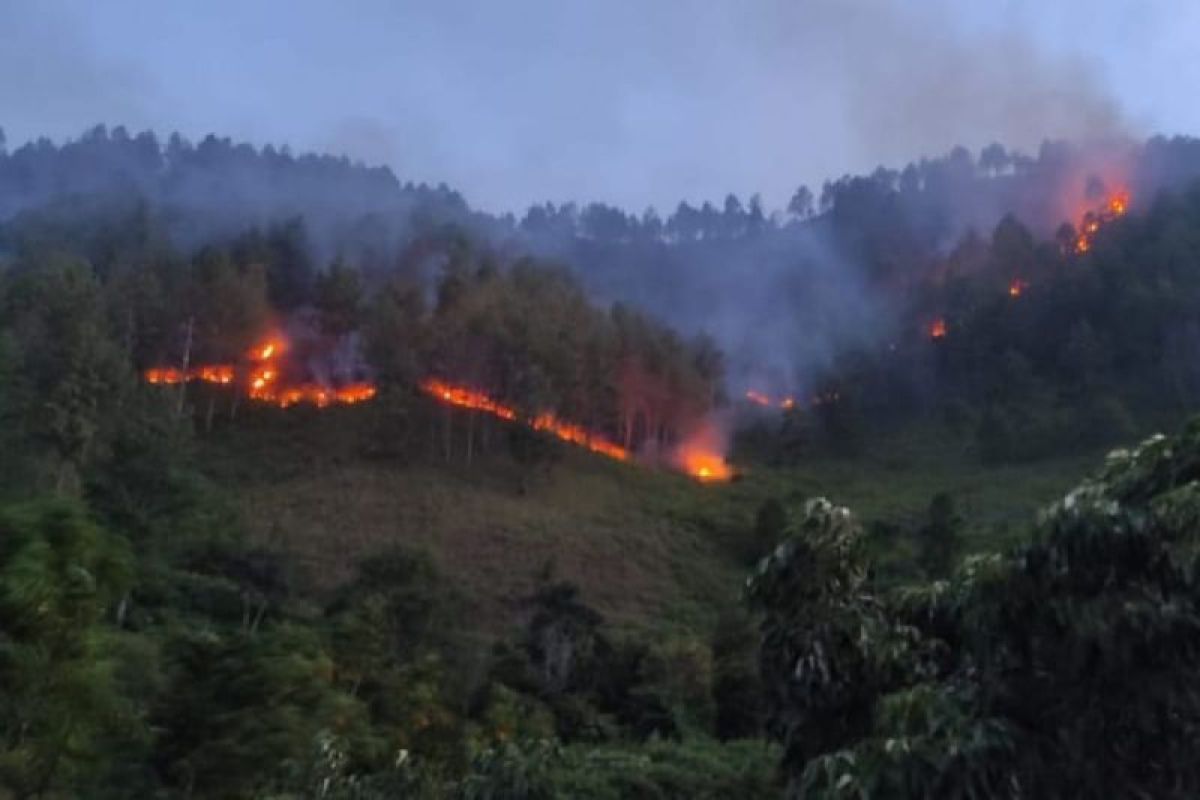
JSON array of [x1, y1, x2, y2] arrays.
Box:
[[745, 389, 772, 407], [745, 389, 796, 411], [419, 377, 628, 461], [143, 332, 377, 408], [1008, 279, 1028, 298], [929, 318, 948, 340], [1073, 190, 1130, 255]]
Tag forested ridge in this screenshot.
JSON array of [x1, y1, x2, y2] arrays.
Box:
[[5, 126, 1200, 797]]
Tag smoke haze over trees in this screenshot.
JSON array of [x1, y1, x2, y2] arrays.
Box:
[[10, 1, 1197, 212], [7, 125, 1200, 404]]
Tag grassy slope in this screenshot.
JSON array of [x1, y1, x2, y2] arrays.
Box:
[[195, 402, 1101, 638]]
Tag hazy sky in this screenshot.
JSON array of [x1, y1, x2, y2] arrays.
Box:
[[2, 0, 1197, 213]]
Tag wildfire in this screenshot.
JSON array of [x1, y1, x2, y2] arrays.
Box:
[[419, 377, 733, 481], [671, 418, 733, 483], [1073, 190, 1129, 255], [678, 449, 732, 483], [419, 377, 628, 462], [143, 333, 377, 409], [1008, 279, 1028, 298], [421, 378, 518, 421], [929, 318, 948, 340]]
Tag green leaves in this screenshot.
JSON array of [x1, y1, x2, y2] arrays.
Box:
[[0, 500, 135, 798], [752, 423, 1200, 797]]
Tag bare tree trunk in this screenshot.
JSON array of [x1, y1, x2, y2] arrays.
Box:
[[205, 395, 215, 433], [443, 406, 453, 462], [176, 316, 194, 420]]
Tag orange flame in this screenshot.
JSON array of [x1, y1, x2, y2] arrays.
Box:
[[145, 367, 185, 385], [679, 449, 732, 482], [1008, 279, 1028, 298], [143, 333, 377, 409], [419, 378, 628, 461], [670, 418, 732, 482], [1072, 190, 1129, 255], [929, 318, 947, 340], [420, 378, 518, 421]]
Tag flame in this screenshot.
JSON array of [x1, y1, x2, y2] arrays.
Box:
[[1008, 279, 1028, 298], [145, 367, 184, 385], [670, 418, 732, 482], [420, 378, 518, 421], [144, 365, 235, 385], [1072, 190, 1129, 255], [143, 332, 377, 409], [679, 449, 732, 482], [929, 318, 947, 340], [419, 378, 628, 461]]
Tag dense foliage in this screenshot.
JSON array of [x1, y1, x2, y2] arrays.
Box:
[[6, 125, 1200, 797], [750, 422, 1200, 797]]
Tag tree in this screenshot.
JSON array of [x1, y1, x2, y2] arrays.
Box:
[[979, 142, 1009, 176], [751, 421, 1200, 797], [786, 186, 814, 220], [152, 625, 365, 797], [2, 256, 130, 492], [363, 277, 426, 389], [0, 500, 134, 799], [314, 260, 364, 336]]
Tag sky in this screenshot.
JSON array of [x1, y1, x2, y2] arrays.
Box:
[[1, 0, 1198, 214]]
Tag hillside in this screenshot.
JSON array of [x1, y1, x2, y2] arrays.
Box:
[[6, 125, 1200, 797], [191, 398, 1096, 641]]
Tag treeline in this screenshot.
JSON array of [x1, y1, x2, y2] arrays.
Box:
[[10, 125, 1200, 399]]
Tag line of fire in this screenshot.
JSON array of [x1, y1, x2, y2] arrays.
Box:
[[145, 334, 377, 408], [144, 333, 733, 483]]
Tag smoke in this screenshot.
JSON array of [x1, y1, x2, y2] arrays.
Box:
[[0, 0, 1146, 213], [0, 4, 159, 144], [778, 0, 1130, 174], [0, 0, 1186, 413]]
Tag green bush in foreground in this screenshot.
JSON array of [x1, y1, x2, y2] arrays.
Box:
[[751, 420, 1200, 798]]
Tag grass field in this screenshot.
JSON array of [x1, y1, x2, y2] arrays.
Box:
[[195, 401, 1114, 639]]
